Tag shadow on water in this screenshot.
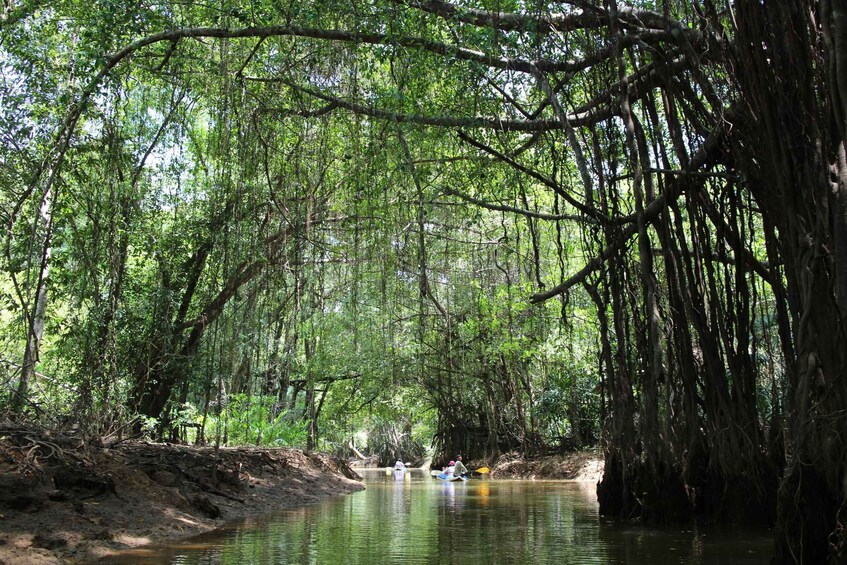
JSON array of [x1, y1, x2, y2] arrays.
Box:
[[100, 469, 772, 564]]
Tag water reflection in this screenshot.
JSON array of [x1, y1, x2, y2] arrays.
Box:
[[101, 470, 772, 564]]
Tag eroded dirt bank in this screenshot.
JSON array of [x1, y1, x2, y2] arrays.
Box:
[[482, 449, 604, 481], [0, 429, 363, 564]]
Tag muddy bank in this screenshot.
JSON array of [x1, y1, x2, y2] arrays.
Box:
[[481, 449, 604, 482], [0, 428, 363, 564]]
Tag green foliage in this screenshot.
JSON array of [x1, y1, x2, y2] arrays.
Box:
[[207, 395, 309, 448], [0, 0, 717, 463]]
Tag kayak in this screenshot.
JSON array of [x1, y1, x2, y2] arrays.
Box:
[[434, 472, 467, 481]]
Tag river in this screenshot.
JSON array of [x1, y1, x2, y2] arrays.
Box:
[[101, 468, 773, 563]]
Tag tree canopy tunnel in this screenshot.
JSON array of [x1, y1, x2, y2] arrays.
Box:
[[3, 1, 847, 562]]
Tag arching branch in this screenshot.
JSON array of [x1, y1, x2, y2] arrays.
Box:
[[104, 25, 578, 74], [256, 77, 566, 131]]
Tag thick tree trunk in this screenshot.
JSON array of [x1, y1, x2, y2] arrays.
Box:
[[731, 2, 847, 561]]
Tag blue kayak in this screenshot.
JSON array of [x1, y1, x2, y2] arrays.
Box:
[[435, 472, 467, 481]]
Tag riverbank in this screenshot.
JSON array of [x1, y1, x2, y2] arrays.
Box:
[[482, 449, 604, 481], [0, 428, 363, 564]]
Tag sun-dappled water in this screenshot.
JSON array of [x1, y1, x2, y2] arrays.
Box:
[[101, 469, 772, 564]]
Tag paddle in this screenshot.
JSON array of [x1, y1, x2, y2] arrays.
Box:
[[475, 467, 490, 475]]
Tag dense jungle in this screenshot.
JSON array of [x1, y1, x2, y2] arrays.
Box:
[[1, 0, 846, 563]]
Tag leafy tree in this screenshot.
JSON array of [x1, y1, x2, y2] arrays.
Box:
[[3, 1, 847, 561]]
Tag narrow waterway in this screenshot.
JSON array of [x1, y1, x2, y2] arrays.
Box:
[[102, 469, 772, 564]]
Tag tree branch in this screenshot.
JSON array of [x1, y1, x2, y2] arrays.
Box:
[[391, 0, 685, 34], [252, 77, 568, 132], [443, 187, 592, 223], [456, 130, 607, 223], [104, 25, 578, 74], [529, 108, 732, 303]]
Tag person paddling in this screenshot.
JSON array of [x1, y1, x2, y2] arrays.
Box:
[[454, 455, 468, 477]]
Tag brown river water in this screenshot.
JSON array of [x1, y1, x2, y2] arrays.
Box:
[[101, 468, 772, 563]]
